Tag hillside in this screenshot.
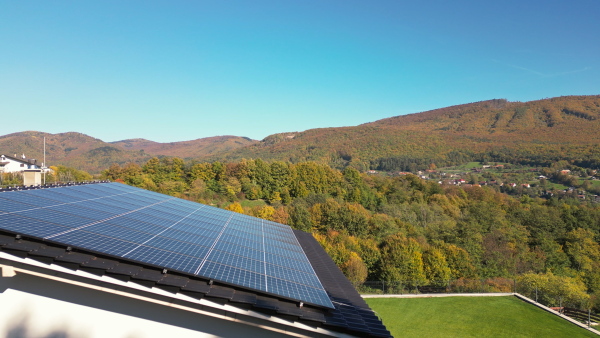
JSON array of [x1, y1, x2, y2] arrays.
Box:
[[110, 136, 256, 159], [0, 132, 254, 173], [2, 95, 599, 172], [215, 95, 600, 170], [0, 131, 152, 173]]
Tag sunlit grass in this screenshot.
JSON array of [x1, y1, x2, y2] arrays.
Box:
[[365, 296, 597, 338]]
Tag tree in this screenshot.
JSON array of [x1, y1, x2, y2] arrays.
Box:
[[342, 252, 368, 285], [254, 205, 275, 221], [423, 247, 451, 285], [380, 235, 427, 286], [225, 202, 244, 214]]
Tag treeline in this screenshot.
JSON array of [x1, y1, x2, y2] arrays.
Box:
[[370, 146, 600, 173], [102, 157, 600, 308]]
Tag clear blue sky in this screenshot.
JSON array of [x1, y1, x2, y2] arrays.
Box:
[[1, 1, 598, 142]]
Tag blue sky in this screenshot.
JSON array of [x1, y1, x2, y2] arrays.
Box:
[[1, 1, 598, 143]]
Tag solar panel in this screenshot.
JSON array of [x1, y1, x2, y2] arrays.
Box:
[[0, 183, 334, 308]]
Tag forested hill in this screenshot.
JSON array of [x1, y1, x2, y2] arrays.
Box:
[[215, 95, 600, 170], [0, 132, 254, 173], [2, 95, 599, 172], [0, 131, 151, 173], [110, 136, 256, 159]]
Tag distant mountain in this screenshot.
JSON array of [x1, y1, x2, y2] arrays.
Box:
[[2, 95, 599, 173], [110, 136, 256, 159], [213, 95, 600, 170], [0, 132, 255, 173], [0, 131, 151, 173]]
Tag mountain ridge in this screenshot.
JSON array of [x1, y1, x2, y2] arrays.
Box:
[[1, 95, 599, 172]]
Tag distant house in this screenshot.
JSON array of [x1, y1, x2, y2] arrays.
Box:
[[560, 170, 571, 174], [0, 154, 42, 173], [367, 170, 378, 174]]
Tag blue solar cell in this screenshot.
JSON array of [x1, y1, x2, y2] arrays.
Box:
[[48, 204, 115, 219], [214, 241, 263, 260], [0, 183, 334, 308], [19, 209, 96, 229], [0, 197, 34, 213], [82, 223, 156, 243], [0, 213, 71, 238], [20, 189, 82, 203], [156, 229, 215, 247], [0, 193, 56, 207], [52, 231, 139, 256], [199, 260, 264, 291], [126, 246, 201, 273], [138, 237, 211, 258], [267, 276, 331, 308]]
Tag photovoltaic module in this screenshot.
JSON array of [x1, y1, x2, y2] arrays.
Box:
[[0, 182, 334, 308]]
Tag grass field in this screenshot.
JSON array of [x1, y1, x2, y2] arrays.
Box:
[[365, 296, 597, 338]]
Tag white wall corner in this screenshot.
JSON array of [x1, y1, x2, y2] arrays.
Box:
[[1, 265, 17, 277]]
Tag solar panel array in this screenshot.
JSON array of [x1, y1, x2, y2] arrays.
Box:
[[0, 183, 334, 308]]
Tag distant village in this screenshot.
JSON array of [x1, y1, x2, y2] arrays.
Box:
[[367, 164, 600, 203]]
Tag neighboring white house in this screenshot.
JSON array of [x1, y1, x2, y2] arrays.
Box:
[[0, 154, 42, 173]]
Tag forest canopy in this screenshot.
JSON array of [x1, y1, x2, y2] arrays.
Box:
[[102, 157, 600, 310]]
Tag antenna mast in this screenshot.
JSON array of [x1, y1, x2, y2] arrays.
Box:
[[43, 136, 46, 184]]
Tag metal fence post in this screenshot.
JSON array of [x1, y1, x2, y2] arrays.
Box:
[[589, 309, 591, 327]]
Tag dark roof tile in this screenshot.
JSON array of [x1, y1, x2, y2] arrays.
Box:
[[255, 295, 279, 311], [0, 234, 16, 246], [230, 290, 257, 305], [206, 285, 235, 300]]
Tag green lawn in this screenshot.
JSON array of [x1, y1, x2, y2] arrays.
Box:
[[365, 296, 597, 338]]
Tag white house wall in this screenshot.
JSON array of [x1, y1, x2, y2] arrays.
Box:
[[1, 159, 28, 173], [0, 271, 292, 338]]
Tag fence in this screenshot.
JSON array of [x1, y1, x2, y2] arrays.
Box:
[[357, 278, 517, 295], [357, 278, 599, 326]]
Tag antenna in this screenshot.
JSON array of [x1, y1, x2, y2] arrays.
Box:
[[43, 136, 46, 185]]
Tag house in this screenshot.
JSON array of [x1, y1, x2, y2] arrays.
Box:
[[0, 182, 390, 337], [0, 154, 42, 173]]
